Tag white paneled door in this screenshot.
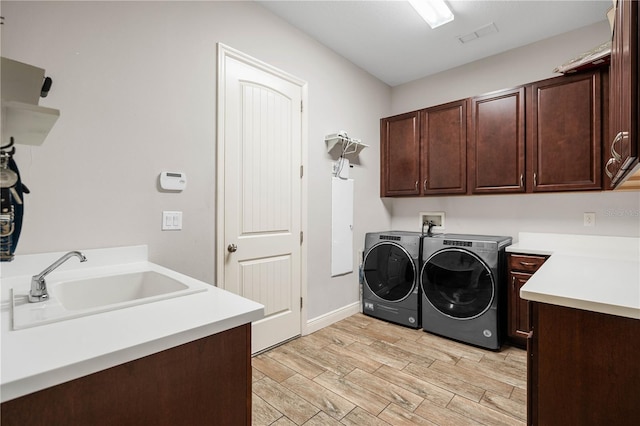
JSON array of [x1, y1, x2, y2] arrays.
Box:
[[217, 44, 306, 354]]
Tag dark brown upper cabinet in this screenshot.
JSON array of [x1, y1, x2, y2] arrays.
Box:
[[606, 0, 639, 187], [380, 111, 421, 196], [420, 100, 467, 195], [380, 69, 607, 197], [527, 70, 603, 192], [468, 87, 526, 194]]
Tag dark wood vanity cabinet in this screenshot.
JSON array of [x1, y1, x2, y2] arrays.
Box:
[[380, 111, 421, 196], [507, 253, 547, 348], [527, 70, 603, 192], [528, 303, 640, 425], [606, 0, 639, 186], [1, 324, 252, 426], [420, 100, 467, 195], [468, 87, 526, 193]]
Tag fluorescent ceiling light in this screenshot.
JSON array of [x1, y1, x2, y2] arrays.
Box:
[[409, 0, 454, 29]]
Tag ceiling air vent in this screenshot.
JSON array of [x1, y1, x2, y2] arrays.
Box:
[[457, 22, 499, 44]]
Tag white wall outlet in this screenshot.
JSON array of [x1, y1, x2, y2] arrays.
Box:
[[420, 211, 445, 232], [583, 212, 596, 227], [162, 211, 183, 230]]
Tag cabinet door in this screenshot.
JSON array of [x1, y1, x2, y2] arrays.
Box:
[[380, 111, 421, 196], [469, 87, 526, 193], [420, 100, 467, 195], [529, 303, 640, 425], [508, 271, 531, 347], [1, 325, 252, 426], [528, 71, 602, 191], [507, 253, 546, 348], [608, 0, 639, 186]]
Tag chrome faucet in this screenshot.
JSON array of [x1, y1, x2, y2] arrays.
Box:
[[29, 251, 87, 303]]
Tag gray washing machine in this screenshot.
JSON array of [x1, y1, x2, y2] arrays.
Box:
[[420, 234, 512, 350], [362, 231, 422, 328]]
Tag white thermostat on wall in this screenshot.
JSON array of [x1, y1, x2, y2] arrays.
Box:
[[160, 171, 187, 191]]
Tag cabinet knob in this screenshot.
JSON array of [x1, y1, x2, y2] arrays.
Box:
[[520, 174, 524, 188], [227, 244, 238, 253], [423, 179, 428, 192], [533, 173, 537, 187], [414, 181, 418, 191]]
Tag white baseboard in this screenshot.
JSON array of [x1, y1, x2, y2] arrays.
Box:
[[304, 301, 361, 335]]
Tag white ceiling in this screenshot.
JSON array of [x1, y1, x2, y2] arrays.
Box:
[[258, 0, 613, 86]]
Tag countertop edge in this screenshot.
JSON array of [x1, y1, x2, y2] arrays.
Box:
[[506, 246, 554, 256], [511, 233, 640, 320], [1, 308, 262, 403], [520, 289, 640, 320]]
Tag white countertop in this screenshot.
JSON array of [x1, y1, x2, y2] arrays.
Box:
[[0, 246, 264, 403], [507, 233, 640, 319]]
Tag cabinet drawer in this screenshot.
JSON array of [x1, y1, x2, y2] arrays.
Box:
[[509, 254, 547, 272]]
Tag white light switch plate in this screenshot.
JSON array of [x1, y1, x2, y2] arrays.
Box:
[[162, 211, 183, 230]]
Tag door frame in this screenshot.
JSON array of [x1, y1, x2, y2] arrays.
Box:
[[215, 43, 309, 338]]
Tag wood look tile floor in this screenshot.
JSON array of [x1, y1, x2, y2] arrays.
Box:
[[251, 313, 526, 426]]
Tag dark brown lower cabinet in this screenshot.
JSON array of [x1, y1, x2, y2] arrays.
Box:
[[507, 253, 547, 348], [1, 324, 252, 426], [508, 271, 532, 347], [528, 303, 640, 425]]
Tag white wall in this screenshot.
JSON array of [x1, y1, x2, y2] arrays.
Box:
[[389, 20, 640, 241], [389, 191, 640, 240], [4, 2, 638, 327], [392, 20, 613, 113], [1, 1, 392, 321]]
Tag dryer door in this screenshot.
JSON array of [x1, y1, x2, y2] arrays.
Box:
[[421, 248, 494, 319], [363, 242, 416, 302]]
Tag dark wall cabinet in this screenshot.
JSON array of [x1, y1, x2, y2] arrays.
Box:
[[420, 100, 467, 195], [507, 253, 547, 348], [381, 102, 466, 197], [528, 303, 640, 425], [381, 69, 607, 197], [380, 111, 421, 196], [606, 0, 639, 186], [469, 87, 526, 193], [528, 71, 602, 191]]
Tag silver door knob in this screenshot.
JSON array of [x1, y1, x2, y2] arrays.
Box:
[[227, 244, 237, 253]]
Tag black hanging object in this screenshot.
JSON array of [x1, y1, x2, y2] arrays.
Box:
[[41, 76, 52, 98], [0, 138, 27, 261], [7, 157, 25, 257]]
